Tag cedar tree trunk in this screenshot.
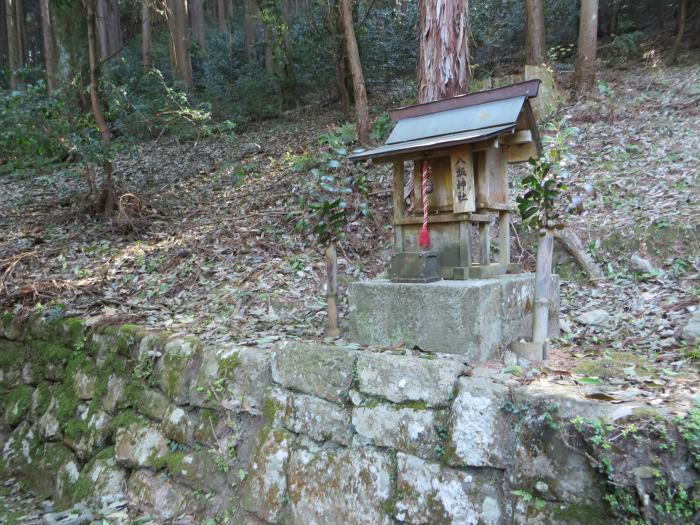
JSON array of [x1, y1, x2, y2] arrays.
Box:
[[418, 0, 470, 103], [666, 0, 687, 65], [86, 0, 115, 215], [142, 1, 153, 70], [191, 0, 207, 50], [525, 0, 546, 65], [5, 0, 18, 89], [40, 0, 59, 95], [244, 0, 258, 61], [574, 0, 599, 94], [166, 0, 193, 87], [217, 0, 227, 32], [96, 0, 122, 62]]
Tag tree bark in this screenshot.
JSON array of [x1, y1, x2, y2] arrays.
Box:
[[86, 0, 115, 215], [191, 0, 207, 50], [418, 0, 470, 104], [0, 0, 6, 72], [5, 0, 19, 89], [525, 0, 546, 65], [666, 0, 687, 66], [217, 0, 227, 32], [142, 1, 153, 71], [340, 0, 370, 145], [574, 0, 599, 94], [40, 0, 59, 95], [96, 0, 123, 62], [15, 0, 25, 67], [244, 0, 258, 61], [166, 0, 193, 88]]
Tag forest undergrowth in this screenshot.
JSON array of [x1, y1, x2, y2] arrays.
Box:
[[1, 62, 699, 413]]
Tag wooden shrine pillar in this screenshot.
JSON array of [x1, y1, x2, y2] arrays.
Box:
[[499, 211, 510, 265]]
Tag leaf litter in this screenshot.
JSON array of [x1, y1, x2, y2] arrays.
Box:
[[1, 65, 699, 411]]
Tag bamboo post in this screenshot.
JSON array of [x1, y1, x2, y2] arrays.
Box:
[[499, 211, 510, 265], [532, 229, 554, 355], [325, 241, 340, 338]]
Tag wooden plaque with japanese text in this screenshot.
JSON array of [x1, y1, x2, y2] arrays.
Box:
[[450, 145, 475, 213]]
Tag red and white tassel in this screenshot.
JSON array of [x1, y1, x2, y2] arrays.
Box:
[[418, 160, 430, 248]]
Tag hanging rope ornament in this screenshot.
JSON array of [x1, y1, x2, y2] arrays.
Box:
[[418, 160, 431, 248]]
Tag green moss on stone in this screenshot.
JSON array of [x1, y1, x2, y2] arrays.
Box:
[[263, 392, 284, 423], [150, 451, 187, 472], [219, 352, 241, 378], [5, 385, 33, 426], [32, 383, 52, 418], [394, 399, 429, 410], [59, 318, 86, 348], [114, 324, 146, 355], [0, 340, 25, 368], [119, 379, 145, 408], [35, 341, 73, 367], [71, 469, 93, 503], [111, 409, 145, 432]]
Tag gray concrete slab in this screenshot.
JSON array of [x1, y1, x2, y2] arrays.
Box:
[[347, 273, 559, 362]]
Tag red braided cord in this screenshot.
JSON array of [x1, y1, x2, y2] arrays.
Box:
[[418, 160, 430, 248], [422, 161, 428, 231]]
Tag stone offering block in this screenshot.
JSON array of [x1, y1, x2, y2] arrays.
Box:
[[348, 273, 559, 362]]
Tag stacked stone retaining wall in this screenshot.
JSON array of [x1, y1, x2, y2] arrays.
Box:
[[1, 313, 698, 524]]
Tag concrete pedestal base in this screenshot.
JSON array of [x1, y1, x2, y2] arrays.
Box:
[[348, 273, 559, 363]]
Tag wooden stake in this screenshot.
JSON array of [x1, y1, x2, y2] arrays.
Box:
[[325, 241, 340, 338], [532, 229, 553, 354]]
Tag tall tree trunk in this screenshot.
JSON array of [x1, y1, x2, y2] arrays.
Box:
[[5, 0, 18, 89], [666, 0, 687, 65], [40, 0, 59, 95], [244, 0, 258, 61], [166, 0, 193, 87], [142, 1, 153, 70], [525, 0, 546, 65], [264, 27, 275, 75], [191, 0, 206, 50], [336, 49, 352, 115], [96, 0, 123, 62], [217, 0, 227, 32], [608, 0, 621, 35], [339, 0, 370, 145], [86, 0, 115, 215], [417, 0, 470, 104], [574, 0, 599, 94], [0, 0, 7, 72], [15, 0, 26, 66]]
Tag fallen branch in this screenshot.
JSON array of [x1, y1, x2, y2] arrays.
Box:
[[553, 229, 604, 281]]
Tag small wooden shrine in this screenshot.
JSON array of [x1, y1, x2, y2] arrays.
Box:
[[350, 80, 543, 282]]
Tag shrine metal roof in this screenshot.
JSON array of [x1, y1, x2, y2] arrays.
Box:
[[350, 80, 541, 163]]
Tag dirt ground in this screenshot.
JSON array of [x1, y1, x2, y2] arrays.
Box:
[[1, 63, 699, 413]]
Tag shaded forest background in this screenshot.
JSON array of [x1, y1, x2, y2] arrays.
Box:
[[1, 0, 698, 179]]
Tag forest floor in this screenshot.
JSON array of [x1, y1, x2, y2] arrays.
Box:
[[1, 63, 700, 417]]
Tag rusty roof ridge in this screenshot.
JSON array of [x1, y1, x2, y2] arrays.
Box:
[[390, 79, 541, 122]]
